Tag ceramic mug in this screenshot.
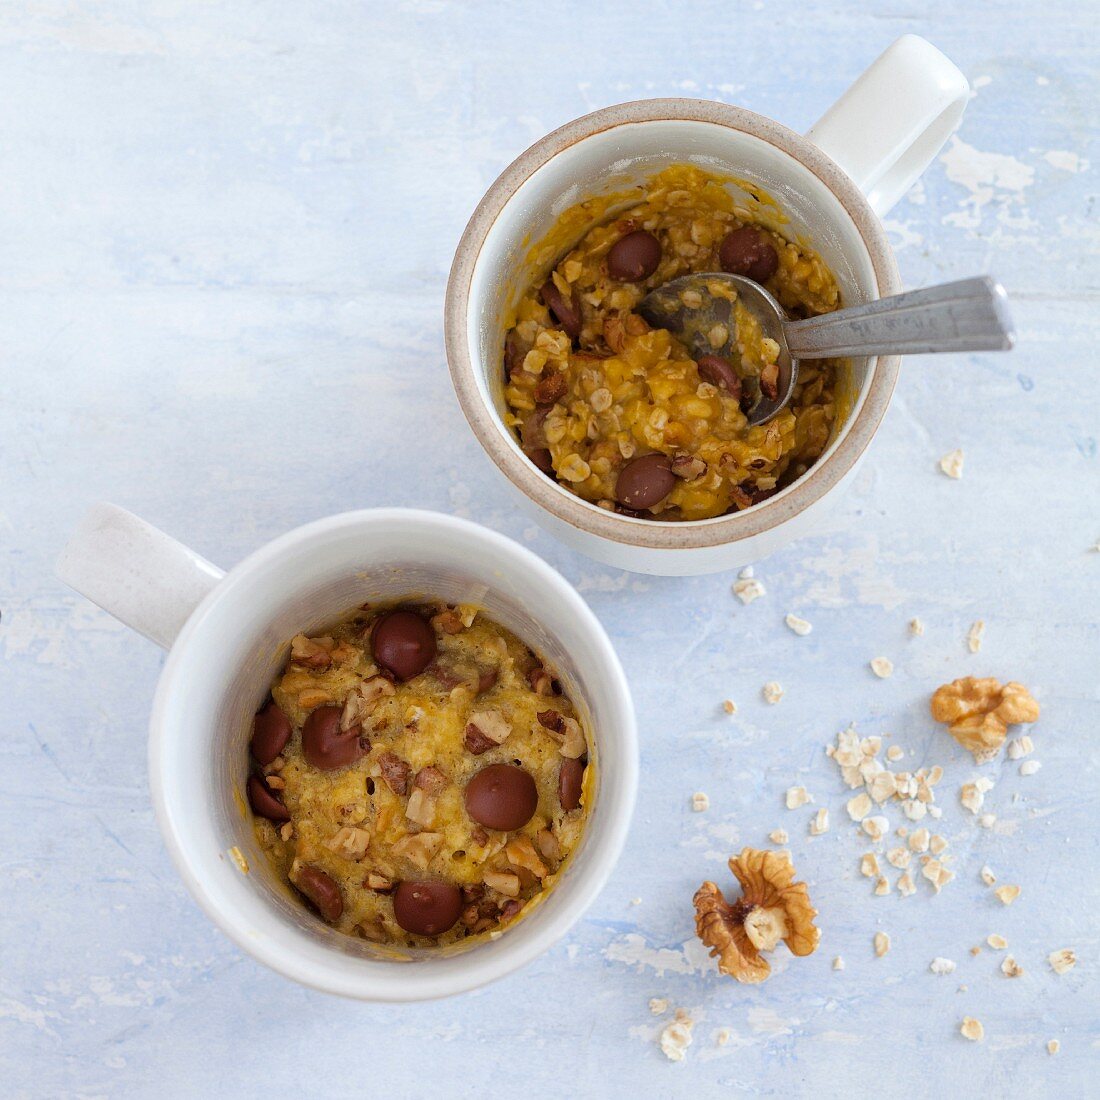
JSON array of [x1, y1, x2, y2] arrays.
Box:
[[56, 503, 638, 1001], [445, 35, 970, 576]]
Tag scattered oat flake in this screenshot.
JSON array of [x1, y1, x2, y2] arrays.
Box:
[[763, 680, 784, 704], [897, 871, 916, 896], [809, 808, 829, 835], [784, 612, 813, 636], [987, 934, 1008, 950], [649, 998, 669, 1015], [833, 955, 845, 971], [715, 1028, 732, 1047], [659, 1013, 694, 1062], [981, 865, 996, 886], [733, 576, 766, 604], [960, 1016, 984, 1042], [887, 847, 910, 869], [908, 617, 925, 636], [1019, 760, 1041, 776], [862, 816, 888, 842], [930, 834, 948, 855], [847, 792, 872, 821], [722, 699, 737, 715], [874, 876, 891, 896], [966, 620, 985, 653], [874, 932, 891, 957], [960, 777, 993, 814], [978, 813, 996, 829], [228, 846, 249, 874], [940, 449, 964, 479], [1047, 1039, 1060, 1055], [886, 744, 904, 762], [994, 885, 1020, 906], [769, 828, 789, 845], [691, 792, 710, 813], [785, 786, 813, 810], [908, 828, 930, 853], [870, 656, 893, 678], [860, 853, 880, 878], [1001, 956, 1024, 977], [930, 957, 957, 975], [1048, 948, 1076, 974]]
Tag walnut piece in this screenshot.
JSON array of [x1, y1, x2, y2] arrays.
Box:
[[930, 676, 1039, 763], [693, 848, 820, 984]]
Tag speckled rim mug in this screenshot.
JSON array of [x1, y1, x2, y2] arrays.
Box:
[[56, 503, 637, 1001], [445, 35, 970, 576]]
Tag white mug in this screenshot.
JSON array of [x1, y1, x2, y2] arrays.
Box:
[[445, 35, 970, 575], [56, 503, 638, 1001]]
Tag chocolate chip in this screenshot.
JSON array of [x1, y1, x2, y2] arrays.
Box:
[[477, 667, 499, 694], [371, 609, 437, 681], [293, 864, 343, 923], [504, 328, 528, 380], [392, 880, 463, 936], [247, 774, 290, 822], [719, 226, 779, 283], [302, 705, 365, 770], [615, 452, 676, 510], [378, 751, 411, 795], [250, 701, 291, 766], [464, 763, 538, 831], [671, 453, 707, 481], [606, 230, 662, 281], [539, 279, 582, 340], [525, 446, 553, 478], [696, 354, 741, 398], [558, 758, 585, 811], [760, 361, 780, 401]]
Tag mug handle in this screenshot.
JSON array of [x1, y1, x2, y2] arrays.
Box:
[[56, 502, 225, 649], [805, 34, 969, 217]]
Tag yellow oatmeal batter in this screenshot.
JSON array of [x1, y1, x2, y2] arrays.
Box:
[[503, 165, 844, 520], [247, 600, 591, 948]]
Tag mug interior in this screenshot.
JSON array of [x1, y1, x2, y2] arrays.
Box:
[[465, 112, 886, 532], [149, 510, 635, 1001]]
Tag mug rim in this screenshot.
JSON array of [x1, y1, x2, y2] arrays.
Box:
[[147, 507, 638, 1001], [444, 97, 903, 551]]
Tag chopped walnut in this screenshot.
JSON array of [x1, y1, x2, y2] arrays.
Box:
[[1001, 955, 1024, 978], [785, 786, 813, 809], [505, 835, 548, 879], [671, 453, 707, 481], [537, 711, 585, 758], [391, 832, 442, 870], [324, 826, 371, 860], [940, 449, 964, 479], [536, 828, 561, 862], [930, 677, 1039, 763], [659, 1011, 694, 1062], [404, 788, 436, 828], [527, 666, 554, 695], [785, 612, 813, 636], [483, 870, 521, 897], [378, 751, 411, 795], [870, 656, 893, 679], [430, 607, 465, 634], [692, 792, 710, 812], [365, 872, 393, 893], [414, 766, 448, 795], [994, 884, 1020, 906], [341, 676, 395, 730], [693, 848, 819, 984], [874, 931, 890, 957], [768, 828, 789, 845], [762, 680, 784, 704], [290, 633, 334, 668], [465, 708, 512, 755]]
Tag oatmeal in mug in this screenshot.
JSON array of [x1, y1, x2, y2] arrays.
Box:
[[503, 165, 845, 520], [247, 600, 591, 947]]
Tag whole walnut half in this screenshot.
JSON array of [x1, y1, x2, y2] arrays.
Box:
[[693, 848, 820, 984], [930, 677, 1039, 763]]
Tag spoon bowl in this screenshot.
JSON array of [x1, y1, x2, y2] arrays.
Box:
[[640, 273, 1015, 425]]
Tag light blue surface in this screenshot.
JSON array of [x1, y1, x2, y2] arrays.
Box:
[[2, 2, 1097, 1096]]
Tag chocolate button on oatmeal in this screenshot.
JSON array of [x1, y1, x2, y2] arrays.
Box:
[[502, 164, 844, 520], [247, 600, 592, 947]]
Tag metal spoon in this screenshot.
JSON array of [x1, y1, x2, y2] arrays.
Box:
[[638, 274, 1015, 426]]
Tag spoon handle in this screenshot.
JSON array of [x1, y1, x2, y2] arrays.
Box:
[[784, 276, 1014, 358]]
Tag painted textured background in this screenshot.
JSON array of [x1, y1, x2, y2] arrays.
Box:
[[1, 1, 1097, 1096]]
